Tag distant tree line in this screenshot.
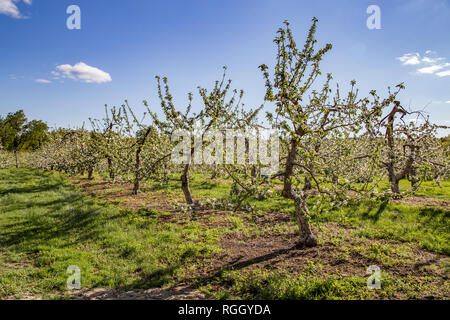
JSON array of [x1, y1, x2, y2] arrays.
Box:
[[0, 110, 48, 168]]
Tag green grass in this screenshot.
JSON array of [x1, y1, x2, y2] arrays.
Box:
[[148, 172, 449, 212], [347, 202, 449, 254], [149, 173, 449, 255], [202, 269, 390, 300], [1, 168, 449, 299], [0, 168, 220, 299]]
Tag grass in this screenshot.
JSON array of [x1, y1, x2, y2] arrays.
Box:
[[0, 168, 449, 299], [0, 168, 220, 299], [295, 199, 449, 255], [150, 172, 449, 254], [205, 269, 373, 300]]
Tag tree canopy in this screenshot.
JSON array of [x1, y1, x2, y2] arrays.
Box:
[[0, 110, 49, 167]]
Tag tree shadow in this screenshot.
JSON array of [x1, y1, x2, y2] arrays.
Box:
[[418, 207, 449, 225], [0, 204, 106, 247], [0, 181, 64, 196], [0, 190, 124, 248], [361, 200, 389, 222], [193, 244, 306, 287]]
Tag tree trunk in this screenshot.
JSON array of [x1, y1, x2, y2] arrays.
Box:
[[294, 192, 317, 247], [384, 102, 409, 196], [332, 174, 338, 184], [181, 163, 193, 204], [282, 139, 298, 198], [14, 151, 19, 168], [386, 160, 399, 194], [391, 179, 400, 194], [436, 175, 442, 188], [408, 168, 419, 190], [303, 176, 312, 191], [163, 164, 168, 181], [133, 126, 155, 195], [211, 164, 218, 179], [107, 157, 115, 180], [251, 165, 257, 178], [133, 148, 141, 195], [88, 167, 94, 180]]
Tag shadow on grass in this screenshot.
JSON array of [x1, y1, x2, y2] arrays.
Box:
[[0, 168, 122, 248], [0, 204, 108, 247], [361, 200, 389, 222], [418, 207, 450, 229], [0, 182, 66, 196], [193, 245, 304, 288]]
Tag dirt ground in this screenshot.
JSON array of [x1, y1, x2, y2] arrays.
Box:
[[395, 195, 450, 209], [71, 285, 206, 300]]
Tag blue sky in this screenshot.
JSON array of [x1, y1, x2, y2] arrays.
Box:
[[1, 0, 449, 135]]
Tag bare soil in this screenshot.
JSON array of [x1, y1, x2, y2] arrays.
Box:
[[395, 195, 450, 209], [70, 285, 206, 300]]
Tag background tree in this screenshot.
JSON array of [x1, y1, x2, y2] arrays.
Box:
[[0, 110, 48, 168], [89, 105, 122, 181], [120, 101, 172, 195], [151, 68, 259, 204], [364, 88, 449, 196]]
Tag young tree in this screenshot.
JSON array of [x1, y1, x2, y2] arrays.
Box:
[[256, 18, 380, 246], [151, 68, 259, 204], [89, 105, 123, 181], [432, 135, 450, 187], [259, 19, 333, 199], [121, 101, 172, 195], [368, 96, 449, 195]]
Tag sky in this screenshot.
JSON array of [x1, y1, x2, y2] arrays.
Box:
[[0, 0, 449, 136]]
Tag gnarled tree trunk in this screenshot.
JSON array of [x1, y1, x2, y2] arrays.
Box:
[[107, 157, 115, 180], [14, 151, 19, 168], [211, 164, 218, 179], [133, 147, 142, 195], [88, 167, 94, 180], [303, 176, 312, 191], [294, 192, 317, 247], [282, 139, 298, 199], [181, 162, 193, 204]]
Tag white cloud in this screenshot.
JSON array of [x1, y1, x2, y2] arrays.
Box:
[[397, 53, 421, 65], [422, 56, 444, 64], [417, 63, 450, 74], [397, 51, 450, 78], [436, 70, 450, 77], [0, 0, 32, 19], [52, 62, 112, 84], [417, 65, 444, 74], [445, 101, 450, 104], [35, 78, 51, 84]]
